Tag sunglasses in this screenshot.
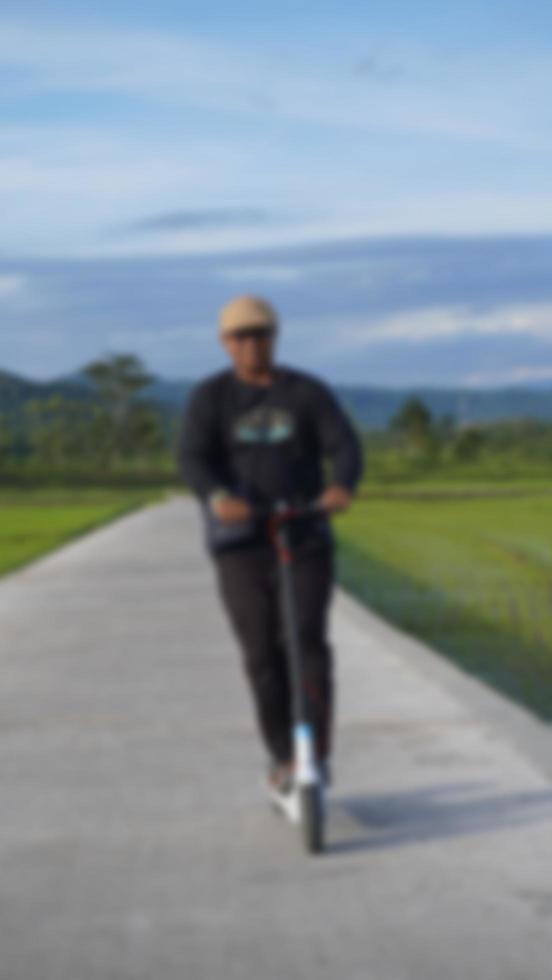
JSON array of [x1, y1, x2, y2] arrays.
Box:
[[228, 326, 274, 341]]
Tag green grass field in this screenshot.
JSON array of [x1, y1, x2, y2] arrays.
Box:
[[3, 480, 551, 722], [0, 486, 168, 578], [334, 484, 552, 721]]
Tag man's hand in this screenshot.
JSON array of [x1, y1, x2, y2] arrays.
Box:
[[317, 484, 353, 514], [211, 494, 253, 524]]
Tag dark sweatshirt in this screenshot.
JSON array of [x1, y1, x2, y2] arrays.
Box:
[[177, 362, 364, 553]]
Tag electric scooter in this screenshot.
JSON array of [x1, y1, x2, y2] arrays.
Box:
[[252, 497, 327, 854]]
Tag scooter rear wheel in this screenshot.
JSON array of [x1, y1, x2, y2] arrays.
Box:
[[299, 783, 324, 853]]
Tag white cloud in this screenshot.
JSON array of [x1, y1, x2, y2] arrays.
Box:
[[0, 274, 25, 296], [63, 199, 552, 260], [291, 302, 552, 349], [463, 364, 552, 386], [1, 19, 552, 258], [0, 274, 26, 299], [0, 20, 548, 146], [217, 264, 304, 283], [1, 325, 64, 346], [108, 324, 211, 347]]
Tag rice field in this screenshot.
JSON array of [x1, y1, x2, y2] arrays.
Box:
[[2, 481, 551, 721], [0, 486, 167, 578], [334, 486, 552, 720]]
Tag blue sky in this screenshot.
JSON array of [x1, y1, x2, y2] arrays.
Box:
[[1, 1, 552, 385]]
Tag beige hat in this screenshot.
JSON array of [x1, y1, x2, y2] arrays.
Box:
[[218, 294, 278, 336]]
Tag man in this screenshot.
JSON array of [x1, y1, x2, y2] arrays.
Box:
[[177, 294, 363, 803]]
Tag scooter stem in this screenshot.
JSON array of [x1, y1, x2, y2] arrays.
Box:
[[272, 515, 320, 786]]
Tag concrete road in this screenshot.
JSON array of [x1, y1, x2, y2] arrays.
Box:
[[1, 494, 551, 980]]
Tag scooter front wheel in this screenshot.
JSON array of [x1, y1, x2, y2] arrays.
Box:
[[299, 783, 324, 853]]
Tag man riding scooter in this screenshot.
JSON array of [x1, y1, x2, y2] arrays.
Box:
[[177, 294, 364, 807]]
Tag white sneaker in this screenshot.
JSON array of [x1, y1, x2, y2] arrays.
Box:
[[267, 780, 301, 824], [264, 760, 301, 824], [262, 759, 329, 825]]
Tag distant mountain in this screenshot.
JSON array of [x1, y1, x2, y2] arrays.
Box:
[[141, 378, 194, 407], [0, 368, 95, 415], [2, 365, 552, 429], [335, 382, 552, 429], [128, 374, 552, 429], [47, 369, 193, 409]]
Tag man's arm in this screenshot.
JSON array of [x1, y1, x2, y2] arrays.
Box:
[[176, 382, 229, 503], [309, 378, 364, 498], [177, 382, 254, 523]]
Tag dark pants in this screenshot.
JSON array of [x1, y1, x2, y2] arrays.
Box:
[[213, 534, 335, 764]]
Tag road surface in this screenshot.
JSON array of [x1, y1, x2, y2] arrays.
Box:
[[1, 494, 551, 980]]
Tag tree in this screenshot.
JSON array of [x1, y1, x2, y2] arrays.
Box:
[[390, 396, 432, 436], [0, 416, 13, 472], [435, 412, 456, 443], [389, 396, 434, 447], [126, 402, 166, 456], [83, 353, 154, 461], [25, 396, 93, 469], [452, 425, 485, 461]]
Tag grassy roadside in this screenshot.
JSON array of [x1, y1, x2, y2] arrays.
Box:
[[3, 480, 552, 723], [0, 486, 171, 578], [333, 489, 552, 721], [357, 477, 552, 498]]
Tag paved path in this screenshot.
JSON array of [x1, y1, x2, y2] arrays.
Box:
[[1, 494, 551, 980]]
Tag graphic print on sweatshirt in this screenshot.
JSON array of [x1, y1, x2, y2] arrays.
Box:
[[231, 405, 296, 444]]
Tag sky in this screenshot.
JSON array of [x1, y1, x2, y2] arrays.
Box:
[[1, 0, 552, 386]]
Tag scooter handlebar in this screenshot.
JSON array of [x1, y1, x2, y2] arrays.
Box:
[[250, 498, 325, 522]]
